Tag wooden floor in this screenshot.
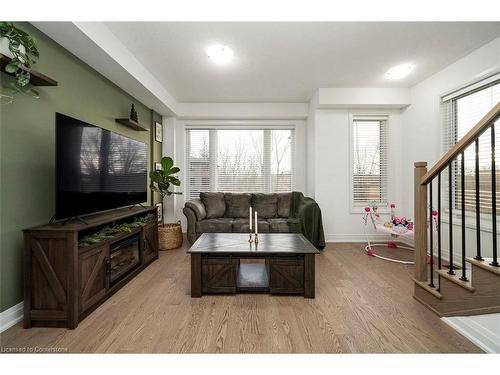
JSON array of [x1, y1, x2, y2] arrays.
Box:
[[0, 242, 481, 353]]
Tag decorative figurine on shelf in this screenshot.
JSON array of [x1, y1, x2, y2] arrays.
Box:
[[130, 103, 138, 122]]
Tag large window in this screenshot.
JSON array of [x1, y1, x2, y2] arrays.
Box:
[[186, 128, 294, 199], [351, 117, 388, 206], [442, 77, 500, 214]]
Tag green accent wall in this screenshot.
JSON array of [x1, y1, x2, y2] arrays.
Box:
[[0, 23, 153, 313]]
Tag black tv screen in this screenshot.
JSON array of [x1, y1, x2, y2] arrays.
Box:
[[56, 113, 147, 220]]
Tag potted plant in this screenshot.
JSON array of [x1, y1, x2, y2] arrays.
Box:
[[0, 22, 40, 104], [149, 156, 183, 250]]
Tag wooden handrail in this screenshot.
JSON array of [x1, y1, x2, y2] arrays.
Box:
[[420, 101, 500, 186]]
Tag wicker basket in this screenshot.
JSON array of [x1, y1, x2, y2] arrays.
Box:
[[158, 221, 183, 250]]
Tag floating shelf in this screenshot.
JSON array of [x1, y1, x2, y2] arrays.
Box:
[[0, 53, 58, 86], [115, 118, 149, 132]]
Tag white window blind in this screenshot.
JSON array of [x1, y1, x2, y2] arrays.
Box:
[[351, 117, 388, 206], [186, 128, 294, 199], [442, 78, 500, 214]]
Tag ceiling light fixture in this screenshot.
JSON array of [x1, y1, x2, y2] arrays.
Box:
[[385, 63, 414, 79], [206, 44, 234, 65]]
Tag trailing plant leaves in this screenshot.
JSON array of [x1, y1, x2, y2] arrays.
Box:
[[5, 62, 18, 73], [78, 213, 156, 247], [0, 22, 40, 102]]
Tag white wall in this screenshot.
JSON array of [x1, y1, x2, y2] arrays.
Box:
[[163, 103, 308, 229], [160, 37, 500, 246], [401, 36, 500, 260], [312, 108, 404, 242], [402, 36, 500, 215]]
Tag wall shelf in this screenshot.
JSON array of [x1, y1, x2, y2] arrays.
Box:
[[115, 118, 149, 132], [0, 53, 58, 86]]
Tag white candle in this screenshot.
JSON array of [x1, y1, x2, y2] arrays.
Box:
[[249, 207, 252, 231], [255, 211, 258, 235]]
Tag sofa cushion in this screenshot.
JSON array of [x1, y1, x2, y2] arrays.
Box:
[[196, 218, 233, 233], [200, 192, 226, 218], [185, 199, 207, 221], [232, 218, 250, 233], [255, 220, 270, 233], [225, 193, 252, 218], [277, 192, 292, 218], [268, 218, 301, 233], [252, 193, 278, 218]]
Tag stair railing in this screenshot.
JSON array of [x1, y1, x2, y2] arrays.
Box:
[[414, 101, 500, 288]]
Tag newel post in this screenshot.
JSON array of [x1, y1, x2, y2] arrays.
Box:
[[414, 162, 428, 282]]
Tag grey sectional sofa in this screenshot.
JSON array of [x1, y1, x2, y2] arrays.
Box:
[[183, 192, 325, 249]]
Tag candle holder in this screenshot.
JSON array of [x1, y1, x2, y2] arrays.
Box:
[[248, 233, 254, 243], [254, 233, 259, 244]]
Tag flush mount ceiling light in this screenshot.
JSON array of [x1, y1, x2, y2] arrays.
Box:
[[206, 44, 234, 65], [385, 63, 415, 79]]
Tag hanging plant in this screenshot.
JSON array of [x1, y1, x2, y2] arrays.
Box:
[[0, 22, 40, 104]]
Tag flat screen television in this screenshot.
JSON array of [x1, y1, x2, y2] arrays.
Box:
[[56, 113, 147, 220]]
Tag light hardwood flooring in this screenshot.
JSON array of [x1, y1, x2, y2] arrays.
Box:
[[0, 242, 481, 353]]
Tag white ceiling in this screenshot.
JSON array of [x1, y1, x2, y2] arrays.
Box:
[[104, 22, 500, 103]]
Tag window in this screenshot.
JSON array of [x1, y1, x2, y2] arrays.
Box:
[[351, 117, 388, 206], [442, 77, 500, 214], [186, 128, 294, 199]]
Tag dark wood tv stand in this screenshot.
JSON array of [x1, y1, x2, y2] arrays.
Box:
[[23, 206, 159, 329]]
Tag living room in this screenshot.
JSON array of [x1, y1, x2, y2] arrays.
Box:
[[2, 0, 500, 371]]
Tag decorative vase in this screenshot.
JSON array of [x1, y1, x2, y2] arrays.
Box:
[[158, 221, 183, 250]]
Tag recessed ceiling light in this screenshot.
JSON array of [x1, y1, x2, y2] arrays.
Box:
[[385, 63, 414, 79], [206, 44, 234, 65]]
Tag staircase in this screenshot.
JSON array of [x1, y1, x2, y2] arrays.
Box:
[[413, 102, 500, 317]]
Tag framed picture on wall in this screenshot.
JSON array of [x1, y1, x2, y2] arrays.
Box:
[[154, 162, 162, 171], [155, 202, 163, 223], [155, 122, 162, 143]]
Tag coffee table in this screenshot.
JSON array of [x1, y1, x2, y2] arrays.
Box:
[[187, 233, 320, 298]]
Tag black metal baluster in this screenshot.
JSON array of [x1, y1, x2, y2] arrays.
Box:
[[438, 172, 442, 291], [429, 182, 435, 287], [475, 138, 483, 261], [460, 152, 468, 281], [491, 124, 499, 267], [448, 163, 455, 275]]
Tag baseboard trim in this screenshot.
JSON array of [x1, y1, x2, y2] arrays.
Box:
[[0, 301, 24, 333], [442, 315, 500, 353]]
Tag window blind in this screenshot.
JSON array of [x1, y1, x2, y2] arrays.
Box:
[[186, 128, 294, 199], [441, 78, 500, 214], [351, 117, 388, 206]]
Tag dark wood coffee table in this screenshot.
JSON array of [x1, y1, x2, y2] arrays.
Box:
[[187, 233, 320, 298]]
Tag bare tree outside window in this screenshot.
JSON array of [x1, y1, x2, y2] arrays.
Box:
[[186, 128, 294, 198]]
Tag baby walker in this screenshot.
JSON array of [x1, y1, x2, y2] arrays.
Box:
[[362, 203, 415, 264]]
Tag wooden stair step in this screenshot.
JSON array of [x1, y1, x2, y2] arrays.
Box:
[[436, 269, 475, 292], [413, 279, 442, 299], [466, 257, 500, 276]]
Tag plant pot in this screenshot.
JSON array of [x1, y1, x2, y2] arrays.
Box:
[[158, 221, 183, 250]]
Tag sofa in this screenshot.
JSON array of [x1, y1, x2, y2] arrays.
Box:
[[183, 191, 325, 249]]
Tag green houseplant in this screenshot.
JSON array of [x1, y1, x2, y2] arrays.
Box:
[[149, 156, 183, 250], [0, 22, 40, 104]]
